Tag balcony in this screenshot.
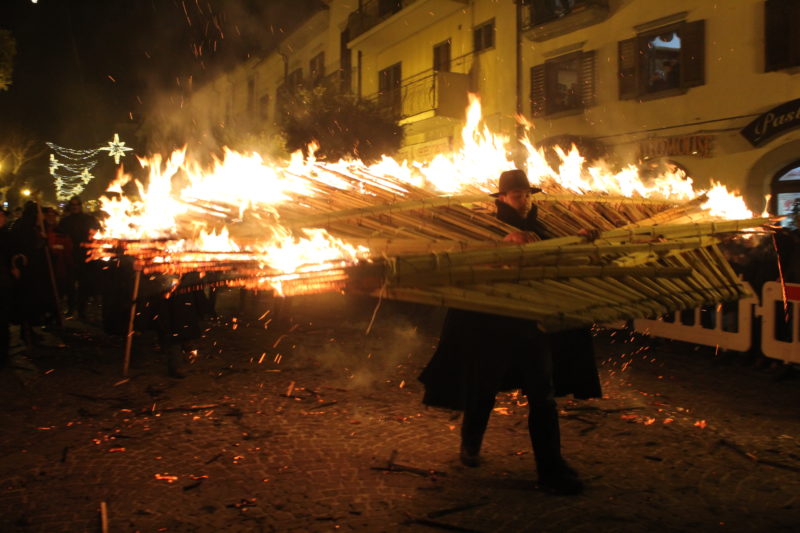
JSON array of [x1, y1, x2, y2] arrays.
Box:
[[348, 0, 468, 50], [368, 68, 470, 124], [522, 0, 609, 42]]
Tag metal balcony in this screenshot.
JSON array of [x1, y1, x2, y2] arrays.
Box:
[[369, 67, 470, 124], [348, 0, 469, 49], [522, 0, 609, 42]]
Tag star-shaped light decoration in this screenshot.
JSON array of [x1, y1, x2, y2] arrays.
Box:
[[49, 154, 61, 176], [98, 133, 133, 164], [80, 168, 94, 184]]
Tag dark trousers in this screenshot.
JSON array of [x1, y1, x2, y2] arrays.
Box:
[[461, 346, 562, 472], [67, 261, 96, 316], [0, 292, 9, 365]]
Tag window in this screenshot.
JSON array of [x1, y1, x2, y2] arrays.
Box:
[[378, 62, 402, 117], [773, 161, 800, 227], [618, 20, 705, 99], [473, 19, 495, 53], [340, 30, 352, 92], [765, 0, 800, 71], [378, 0, 402, 18], [530, 0, 578, 25], [309, 52, 325, 86], [531, 51, 595, 117], [286, 68, 303, 90], [259, 94, 270, 122], [433, 39, 451, 72], [246, 77, 256, 114]]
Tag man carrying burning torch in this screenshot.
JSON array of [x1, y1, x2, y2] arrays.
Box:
[[419, 169, 602, 495]]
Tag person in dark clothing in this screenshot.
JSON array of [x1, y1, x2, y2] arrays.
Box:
[[102, 259, 207, 378], [8, 202, 53, 346], [43, 207, 73, 317], [0, 209, 16, 366], [773, 199, 800, 284], [149, 272, 208, 378], [419, 169, 602, 495], [56, 196, 100, 318]]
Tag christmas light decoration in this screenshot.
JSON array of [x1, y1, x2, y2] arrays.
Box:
[[47, 133, 134, 201], [98, 133, 133, 164]]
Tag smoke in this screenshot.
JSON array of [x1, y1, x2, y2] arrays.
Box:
[[131, 0, 327, 158], [287, 299, 439, 390]]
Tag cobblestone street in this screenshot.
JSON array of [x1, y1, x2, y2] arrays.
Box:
[[0, 292, 798, 532]]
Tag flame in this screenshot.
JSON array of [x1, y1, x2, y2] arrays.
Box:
[[256, 227, 365, 275], [701, 181, 753, 220], [95, 94, 755, 288]]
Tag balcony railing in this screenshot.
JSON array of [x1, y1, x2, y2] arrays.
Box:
[[367, 53, 473, 122], [348, 0, 417, 42], [522, 0, 609, 41]]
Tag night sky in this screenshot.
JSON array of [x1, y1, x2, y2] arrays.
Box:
[[0, 0, 322, 196]]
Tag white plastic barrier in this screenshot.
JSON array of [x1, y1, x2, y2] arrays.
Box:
[[757, 281, 800, 364], [632, 282, 757, 353]]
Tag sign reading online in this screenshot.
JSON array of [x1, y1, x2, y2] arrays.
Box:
[[741, 98, 800, 147], [639, 135, 714, 159]]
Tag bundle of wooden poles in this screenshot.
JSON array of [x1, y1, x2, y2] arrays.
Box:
[[91, 161, 772, 332]]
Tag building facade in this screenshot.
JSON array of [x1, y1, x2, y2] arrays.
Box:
[[166, 0, 800, 216], [520, 0, 800, 216]]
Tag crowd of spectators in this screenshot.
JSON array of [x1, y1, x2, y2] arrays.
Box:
[[0, 195, 210, 377], [0, 196, 100, 364]]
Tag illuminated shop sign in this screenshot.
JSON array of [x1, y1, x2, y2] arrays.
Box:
[[741, 97, 800, 147], [639, 134, 714, 159]]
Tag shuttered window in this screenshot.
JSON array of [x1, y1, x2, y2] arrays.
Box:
[[765, 0, 800, 71], [379, 63, 402, 118], [618, 19, 705, 100], [433, 40, 451, 72], [473, 19, 495, 53], [530, 50, 595, 117], [309, 52, 325, 86]]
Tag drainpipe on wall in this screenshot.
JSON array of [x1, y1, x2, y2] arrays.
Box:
[[515, 0, 525, 164], [279, 51, 289, 81], [357, 50, 362, 98]]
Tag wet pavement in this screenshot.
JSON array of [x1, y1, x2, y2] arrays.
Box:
[[0, 291, 798, 532]]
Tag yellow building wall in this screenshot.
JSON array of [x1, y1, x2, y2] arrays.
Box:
[[353, 0, 519, 155], [520, 0, 800, 208]]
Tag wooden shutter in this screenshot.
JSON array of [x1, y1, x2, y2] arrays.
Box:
[[531, 64, 546, 117], [618, 38, 638, 100], [765, 0, 800, 71], [681, 20, 705, 87], [580, 50, 596, 108]]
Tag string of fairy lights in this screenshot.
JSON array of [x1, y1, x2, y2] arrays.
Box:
[[48, 133, 133, 202]]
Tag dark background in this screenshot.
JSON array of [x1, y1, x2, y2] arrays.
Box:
[[0, 0, 322, 197]]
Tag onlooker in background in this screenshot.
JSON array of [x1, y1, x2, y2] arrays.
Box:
[[8, 202, 50, 347], [57, 196, 100, 319], [42, 207, 73, 316], [774, 199, 800, 284], [0, 209, 15, 366]]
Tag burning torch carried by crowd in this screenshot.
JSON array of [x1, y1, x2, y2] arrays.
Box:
[[86, 96, 775, 370]]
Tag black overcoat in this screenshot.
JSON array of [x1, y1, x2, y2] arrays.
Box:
[[418, 200, 602, 410]]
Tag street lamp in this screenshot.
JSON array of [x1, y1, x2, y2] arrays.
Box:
[[21, 189, 31, 197]]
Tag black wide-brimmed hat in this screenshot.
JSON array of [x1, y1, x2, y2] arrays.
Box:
[[490, 169, 542, 197]]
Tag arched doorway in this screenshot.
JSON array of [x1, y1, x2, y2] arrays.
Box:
[[772, 161, 800, 227]]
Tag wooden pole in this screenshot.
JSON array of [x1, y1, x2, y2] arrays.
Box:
[[122, 267, 142, 377], [100, 501, 109, 533], [36, 203, 64, 330]]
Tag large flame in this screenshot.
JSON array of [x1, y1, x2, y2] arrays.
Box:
[[95, 95, 753, 292]]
